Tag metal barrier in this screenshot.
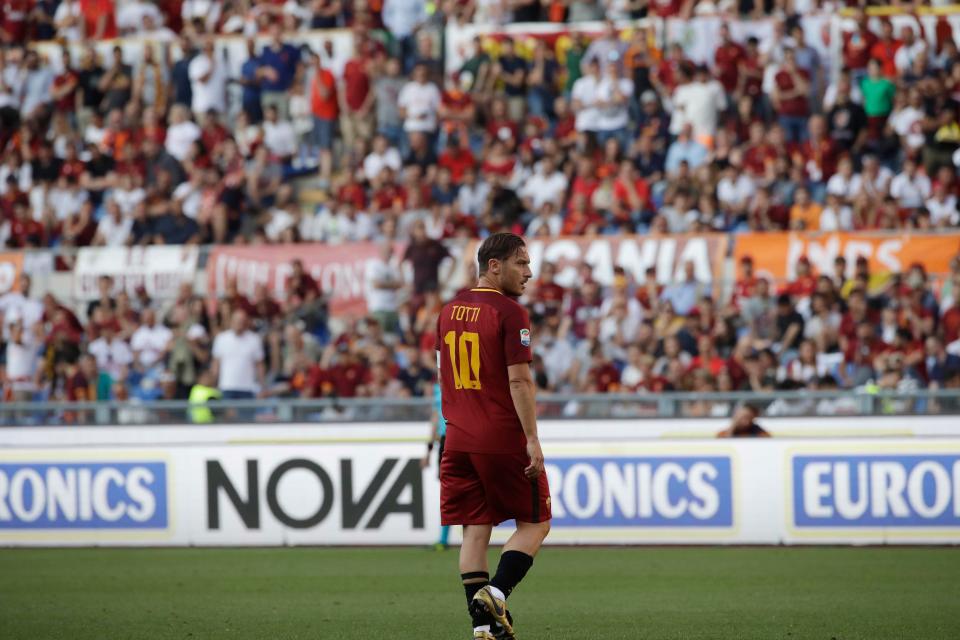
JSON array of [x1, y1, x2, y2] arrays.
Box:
[[1, 389, 958, 427]]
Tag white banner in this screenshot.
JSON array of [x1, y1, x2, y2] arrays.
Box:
[[2, 436, 960, 546], [73, 246, 199, 301]]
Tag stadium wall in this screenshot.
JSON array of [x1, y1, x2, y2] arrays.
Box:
[[1, 425, 959, 547]]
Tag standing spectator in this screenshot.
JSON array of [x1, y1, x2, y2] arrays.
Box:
[[595, 63, 633, 149], [130, 309, 172, 375], [381, 0, 427, 73], [398, 63, 441, 147], [403, 219, 449, 296], [861, 58, 895, 139], [365, 242, 403, 334], [20, 49, 53, 120], [494, 38, 528, 122], [571, 58, 601, 140], [88, 322, 133, 381], [772, 48, 810, 143], [2, 319, 39, 403], [309, 54, 338, 184], [238, 39, 264, 124], [259, 24, 301, 120], [374, 56, 406, 149], [340, 38, 374, 150], [211, 309, 265, 403], [188, 39, 226, 116]]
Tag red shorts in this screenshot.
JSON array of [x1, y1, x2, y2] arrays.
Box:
[[440, 449, 551, 526]]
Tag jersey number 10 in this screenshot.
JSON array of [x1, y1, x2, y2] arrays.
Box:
[[443, 330, 482, 390]]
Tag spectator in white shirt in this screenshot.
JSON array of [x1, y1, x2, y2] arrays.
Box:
[[364, 242, 403, 333], [926, 182, 960, 227], [0, 274, 44, 335], [93, 199, 134, 246], [890, 158, 932, 209], [890, 88, 925, 150], [525, 201, 563, 237], [130, 309, 173, 372], [188, 40, 227, 116], [595, 63, 633, 148], [363, 134, 403, 181], [519, 156, 568, 212], [571, 58, 601, 135], [894, 25, 927, 75], [211, 309, 265, 399], [398, 63, 441, 134], [669, 65, 727, 143], [88, 323, 134, 380], [165, 104, 201, 162], [456, 167, 489, 217], [820, 193, 853, 231], [3, 320, 39, 402], [825, 156, 863, 203], [262, 104, 297, 161], [47, 174, 88, 222], [716, 164, 755, 217]]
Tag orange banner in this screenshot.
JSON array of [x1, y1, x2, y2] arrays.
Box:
[[733, 232, 960, 281], [0, 252, 23, 295]]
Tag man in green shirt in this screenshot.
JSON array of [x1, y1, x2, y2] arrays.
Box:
[[861, 59, 895, 138]]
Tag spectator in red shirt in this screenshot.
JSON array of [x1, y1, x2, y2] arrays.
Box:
[[613, 160, 651, 218], [785, 256, 818, 300], [714, 24, 745, 96], [340, 38, 374, 149], [870, 19, 902, 79], [843, 12, 878, 78], [310, 54, 338, 184], [51, 50, 79, 118], [772, 48, 811, 143], [733, 256, 758, 306]]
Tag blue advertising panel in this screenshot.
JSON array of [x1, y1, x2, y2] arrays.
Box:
[[0, 462, 168, 529], [545, 456, 733, 527], [792, 455, 960, 528]]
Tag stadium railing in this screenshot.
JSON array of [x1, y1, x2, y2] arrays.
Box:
[[2, 389, 959, 426]]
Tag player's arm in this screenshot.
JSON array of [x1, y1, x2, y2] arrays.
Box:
[[508, 363, 544, 479], [421, 409, 440, 469]]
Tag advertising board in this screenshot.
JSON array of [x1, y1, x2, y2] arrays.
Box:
[[2, 436, 958, 546]]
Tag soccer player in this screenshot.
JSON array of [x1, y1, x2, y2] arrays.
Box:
[[436, 232, 551, 640]]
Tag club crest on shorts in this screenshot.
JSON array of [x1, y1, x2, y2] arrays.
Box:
[[520, 328, 531, 347]]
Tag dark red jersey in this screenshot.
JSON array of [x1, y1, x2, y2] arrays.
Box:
[[436, 288, 532, 454]]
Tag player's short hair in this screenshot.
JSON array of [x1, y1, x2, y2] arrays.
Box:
[[477, 232, 526, 275]]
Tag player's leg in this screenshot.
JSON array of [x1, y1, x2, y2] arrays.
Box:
[[441, 450, 497, 637], [461, 524, 495, 636], [470, 453, 552, 639]]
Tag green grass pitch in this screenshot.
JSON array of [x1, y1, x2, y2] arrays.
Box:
[[1, 547, 958, 639]]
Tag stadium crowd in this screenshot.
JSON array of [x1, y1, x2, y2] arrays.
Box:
[[2, 2, 960, 419]]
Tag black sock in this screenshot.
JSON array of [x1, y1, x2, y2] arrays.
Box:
[[490, 550, 533, 598], [462, 571, 491, 627]]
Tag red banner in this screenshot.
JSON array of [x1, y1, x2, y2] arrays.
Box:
[[207, 243, 399, 317], [733, 232, 960, 281]]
